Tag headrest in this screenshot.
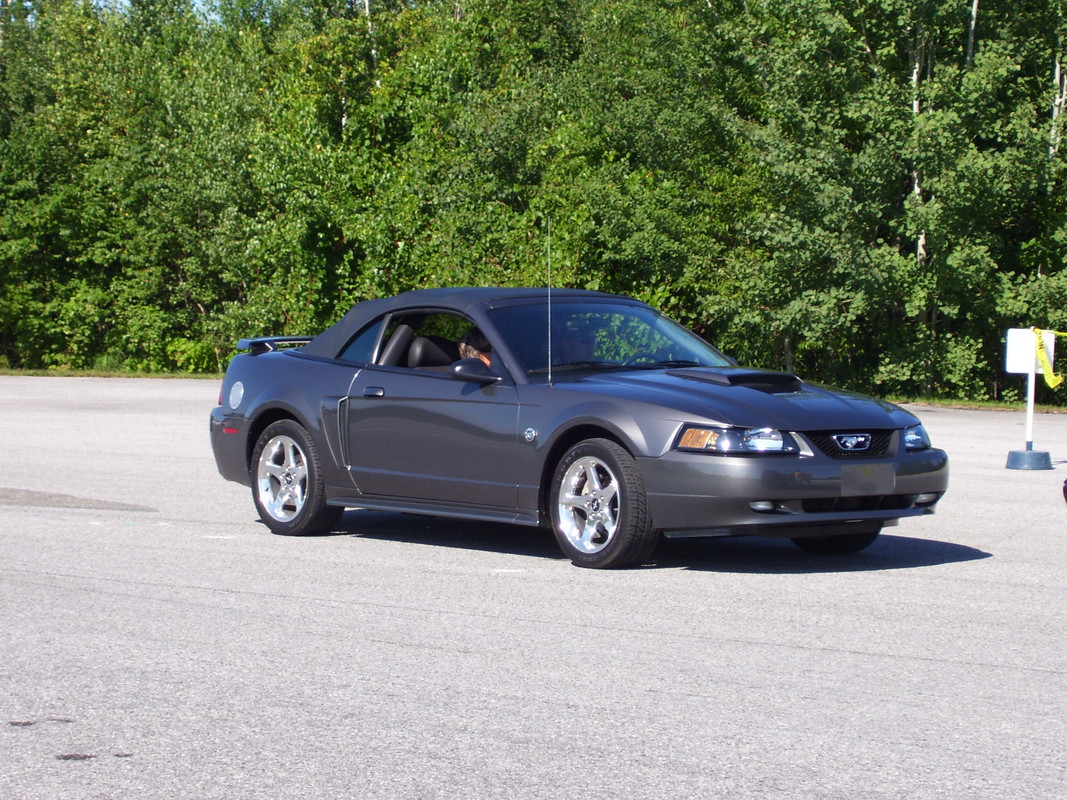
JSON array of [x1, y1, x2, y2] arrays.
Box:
[[407, 336, 459, 368]]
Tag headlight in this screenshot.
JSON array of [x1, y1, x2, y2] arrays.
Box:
[[903, 424, 931, 451], [676, 425, 800, 454]]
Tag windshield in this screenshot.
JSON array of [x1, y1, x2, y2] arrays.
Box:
[[486, 300, 732, 377]]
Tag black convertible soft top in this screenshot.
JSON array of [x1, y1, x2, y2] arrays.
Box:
[[299, 287, 626, 359]]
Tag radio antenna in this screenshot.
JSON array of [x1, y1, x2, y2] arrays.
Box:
[[547, 216, 553, 386]]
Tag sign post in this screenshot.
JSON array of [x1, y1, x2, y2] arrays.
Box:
[[1004, 328, 1054, 470]]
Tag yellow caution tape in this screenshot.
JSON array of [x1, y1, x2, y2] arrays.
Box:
[[1034, 328, 1065, 389]]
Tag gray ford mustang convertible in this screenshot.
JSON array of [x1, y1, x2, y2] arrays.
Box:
[[210, 287, 948, 568]]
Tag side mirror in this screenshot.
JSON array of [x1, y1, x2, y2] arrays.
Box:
[[449, 358, 502, 386]]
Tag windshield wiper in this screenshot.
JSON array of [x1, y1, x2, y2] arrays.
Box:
[[530, 360, 623, 374], [629, 359, 704, 369]]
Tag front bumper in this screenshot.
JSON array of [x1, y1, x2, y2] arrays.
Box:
[[639, 447, 949, 538]]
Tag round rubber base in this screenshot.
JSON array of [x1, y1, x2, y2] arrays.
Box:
[[1005, 450, 1054, 470]]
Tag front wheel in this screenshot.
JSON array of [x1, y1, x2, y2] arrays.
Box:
[[250, 420, 342, 536], [791, 526, 881, 555], [549, 439, 658, 568]]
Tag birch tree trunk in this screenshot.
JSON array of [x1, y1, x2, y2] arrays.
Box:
[[1052, 33, 1066, 158], [965, 0, 979, 69], [364, 0, 379, 70], [911, 29, 928, 266], [910, 25, 934, 395]]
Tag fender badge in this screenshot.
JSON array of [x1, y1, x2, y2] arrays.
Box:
[[524, 427, 538, 443]]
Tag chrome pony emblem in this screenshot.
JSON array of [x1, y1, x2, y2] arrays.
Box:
[[832, 433, 872, 451]]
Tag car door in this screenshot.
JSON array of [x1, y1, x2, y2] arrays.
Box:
[[343, 354, 520, 510]]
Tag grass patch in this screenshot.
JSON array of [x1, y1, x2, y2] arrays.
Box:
[[0, 368, 222, 380], [1, 371, 1064, 411], [887, 396, 1067, 413]]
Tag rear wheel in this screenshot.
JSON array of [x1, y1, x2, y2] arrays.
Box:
[[549, 439, 658, 568], [250, 420, 342, 536], [791, 526, 881, 555]]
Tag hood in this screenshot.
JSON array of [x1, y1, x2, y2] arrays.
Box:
[[558, 367, 916, 431]]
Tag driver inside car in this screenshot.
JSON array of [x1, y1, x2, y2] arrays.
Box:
[[458, 328, 493, 367]]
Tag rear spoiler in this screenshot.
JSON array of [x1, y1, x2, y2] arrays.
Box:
[[236, 336, 313, 355]]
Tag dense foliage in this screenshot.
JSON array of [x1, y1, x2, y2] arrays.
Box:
[[2, 0, 1066, 400]]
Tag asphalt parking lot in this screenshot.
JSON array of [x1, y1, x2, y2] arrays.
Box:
[[1, 376, 1064, 799]]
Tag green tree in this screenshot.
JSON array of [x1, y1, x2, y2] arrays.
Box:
[[1, 0, 1065, 403], [700, 0, 1063, 399]]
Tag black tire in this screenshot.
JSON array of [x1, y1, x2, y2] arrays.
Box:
[[549, 439, 659, 568], [250, 420, 343, 536], [791, 526, 881, 555]]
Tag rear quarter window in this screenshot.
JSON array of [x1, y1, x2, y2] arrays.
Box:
[[337, 320, 384, 363]]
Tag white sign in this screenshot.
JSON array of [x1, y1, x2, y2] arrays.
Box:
[[1005, 328, 1055, 375]]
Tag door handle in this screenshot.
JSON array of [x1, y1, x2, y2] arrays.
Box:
[[363, 386, 385, 398]]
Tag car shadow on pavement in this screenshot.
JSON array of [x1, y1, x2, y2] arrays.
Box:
[[313, 511, 990, 573], [325, 510, 567, 561], [652, 533, 992, 574]]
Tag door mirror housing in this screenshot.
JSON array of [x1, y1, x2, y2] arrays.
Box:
[[450, 358, 502, 386]]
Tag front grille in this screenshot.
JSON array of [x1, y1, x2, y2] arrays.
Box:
[[806, 430, 893, 459], [802, 494, 918, 513]]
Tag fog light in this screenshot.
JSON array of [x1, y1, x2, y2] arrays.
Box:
[[915, 492, 940, 506], [750, 500, 777, 513]]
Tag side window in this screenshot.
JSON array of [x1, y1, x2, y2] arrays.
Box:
[[337, 319, 385, 364], [400, 312, 469, 370], [373, 311, 486, 371], [344, 310, 493, 371], [414, 312, 470, 343]]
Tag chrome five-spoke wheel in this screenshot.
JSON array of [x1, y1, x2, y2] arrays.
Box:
[[556, 455, 621, 555], [250, 420, 342, 536], [256, 434, 308, 523], [549, 439, 658, 569]]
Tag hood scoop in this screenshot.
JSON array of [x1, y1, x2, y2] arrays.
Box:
[[667, 367, 805, 395]]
